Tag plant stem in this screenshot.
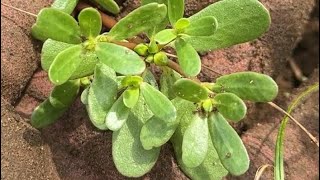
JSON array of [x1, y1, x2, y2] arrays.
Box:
[[268, 101, 319, 147], [165, 53, 177, 58], [167, 60, 187, 77], [76, 1, 117, 29], [112, 41, 137, 50], [1, 2, 37, 17], [202, 64, 223, 76]]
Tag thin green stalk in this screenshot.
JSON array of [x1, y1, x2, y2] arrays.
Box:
[[274, 83, 319, 180]]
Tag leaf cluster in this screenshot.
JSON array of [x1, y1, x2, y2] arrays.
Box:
[[30, 0, 277, 179]]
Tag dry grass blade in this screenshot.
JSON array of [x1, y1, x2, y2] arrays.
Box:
[[1, 2, 37, 17], [254, 164, 273, 180], [268, 101, 319, 147]]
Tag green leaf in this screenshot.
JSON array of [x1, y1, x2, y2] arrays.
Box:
[[69, 51, 99, 80], [140, 82, 176, 122], [168, 0, 184, 25], [48, 45, 83, 85], [87, 63, 118, 130], [154, 29, 177, 45], [31, 100, 68, 129], [142, 69, 159, 90], [211, 72, 278, 102], [41, 39, 74, 71], [32, 8, 81, 44], [51, 0, 79, 14], [186, 0, 271, 51], [140, 115, 179, 150], [105, 95, 130, 131], [184, 16, 218, 36], [208, 112, 249, 176], [81, 86, 90, 105], [142, 0, 169, 37], [173, 78, 208, 102], [142, 0, 167, 5], [112, 97, 160, 177], [90, 0, 120, 14], [160, 67, 181, 99], [174, 18, 190, 31], [49, 80, 80, 108], [182, 114, 209, 168], [213, 93, 247, 122], [123, 87, 140, 108], [175, 38, 201, 77], [78, 7, 102, 38], [96, 42, 146, 75], [109, 3, 167, 40], [170, 98, 228, 180]]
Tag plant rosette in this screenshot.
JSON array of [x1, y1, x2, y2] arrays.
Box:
[[30, 0, 278, 179]]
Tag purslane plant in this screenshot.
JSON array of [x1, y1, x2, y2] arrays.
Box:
[[30, 0, 278, 179]]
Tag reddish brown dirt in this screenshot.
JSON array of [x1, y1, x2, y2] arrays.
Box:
[[1, 0, 319, 179]]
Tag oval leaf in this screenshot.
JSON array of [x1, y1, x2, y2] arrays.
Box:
[[140, 115, 180, 150], [87, 63, 118, 130], [69, 51, 99, 79], [173, 78, 208, 102], [49, 80, 80, 108], [213, 93, 247, 122], [184, 16, 218, 36], [78, 7, 102, 38], [81, 86, 90, 105], [168, 0, 184, 25], [105, 95, 131, 131], [51, 0, 79, 14], [140, 82, 176, 122], [182, 114, 209, 168], [160, 67, 181, 100], [48, 45, 83, 85], [90, 0, 120, 14], [174, 18, 190, 31], [123, 88, 140, 108], [208, 112, 250, 176], [41, 39, 74, 71], [112, 97, 160, 177], [211, 72, 278, 102], [170, 98, 228, 179], [154, 29, 177, 45], [175, 38, 201, 77], [32, 8, 81, 44], [186, 0, 271, 51], [141, 0, 169, 37], [31, 100, 68, 129], [109, 3, 167, 40], [142, 69, 159, 90], [96, 42, 146, 75]]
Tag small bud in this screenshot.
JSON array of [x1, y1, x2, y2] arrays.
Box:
[[202, 99, 213, 113], [121, 76, 143, 88], [154, 52, 168, 66], [148, 40, 159, 54], [134, 43, 149, 56], [145, 55, 154, 63], [80, 77, 91, 87]]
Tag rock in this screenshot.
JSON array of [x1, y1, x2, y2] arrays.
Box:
[[1, 0, 52, 105], [1, 98, 59, 179]]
